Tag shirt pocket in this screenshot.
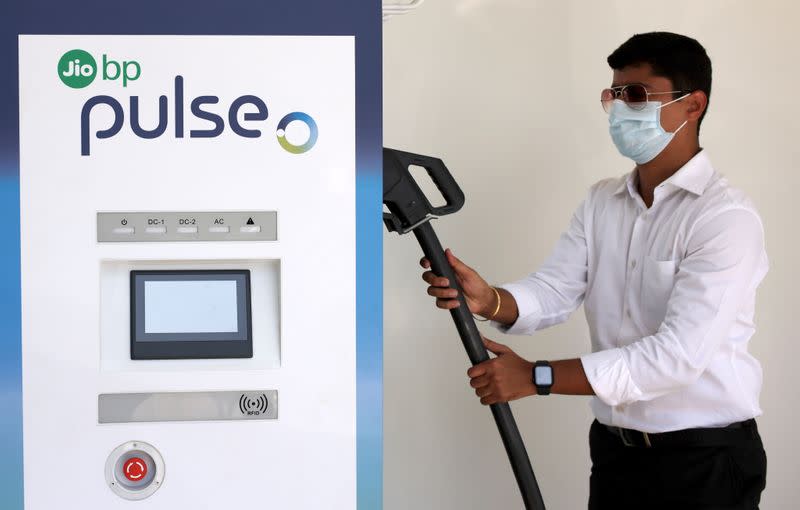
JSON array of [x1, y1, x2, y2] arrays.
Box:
[[640, 256, 678, 331]]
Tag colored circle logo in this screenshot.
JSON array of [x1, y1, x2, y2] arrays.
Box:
[[57, 49, 97, 89], [276, 112, 318, 154]]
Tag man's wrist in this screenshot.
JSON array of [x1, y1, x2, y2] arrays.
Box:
[[480, 285, 499, 318], [524, 359, 537, 396]]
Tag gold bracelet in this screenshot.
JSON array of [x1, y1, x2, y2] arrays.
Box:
[[489, 286, 502, 320], [473, 287, 501, 322]]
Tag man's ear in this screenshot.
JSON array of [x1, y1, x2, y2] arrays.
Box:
[[685, 90, 708, 123]]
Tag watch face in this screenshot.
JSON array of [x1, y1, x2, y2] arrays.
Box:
[[534, 366, 553, 386]]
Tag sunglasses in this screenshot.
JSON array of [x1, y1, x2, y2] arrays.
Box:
[[601, 84, 692, 113]]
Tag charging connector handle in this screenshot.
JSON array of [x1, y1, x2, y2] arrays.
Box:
[[383, 148, 545, 510], [383, 148, 464, 234]]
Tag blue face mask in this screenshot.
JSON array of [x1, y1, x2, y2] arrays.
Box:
[[608, 96, 689, 164]]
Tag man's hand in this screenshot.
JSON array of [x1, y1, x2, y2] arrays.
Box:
[[420, 249, 496, 315], [468, 337, 536, 405]]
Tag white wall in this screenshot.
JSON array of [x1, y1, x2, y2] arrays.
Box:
[[383, 1, 799, 508]]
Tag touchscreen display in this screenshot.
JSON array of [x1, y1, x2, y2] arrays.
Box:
[[144, 280, 239, 334], [535, 366, 553, 386]]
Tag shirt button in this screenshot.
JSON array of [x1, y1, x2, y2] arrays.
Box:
[[631, 260, 637, 268], [627, 310, 632, 318]]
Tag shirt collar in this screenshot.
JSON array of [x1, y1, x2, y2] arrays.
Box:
[[613, 172, 634, 196], [613, 149, 715, 198]]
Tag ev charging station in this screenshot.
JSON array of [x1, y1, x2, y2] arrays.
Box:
[[16, 33, 367, 508]]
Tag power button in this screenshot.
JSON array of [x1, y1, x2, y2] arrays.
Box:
[[123, 457, 148, 482]]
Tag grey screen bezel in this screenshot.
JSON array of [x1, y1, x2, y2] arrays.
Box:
[[130, 270, 253, 359]]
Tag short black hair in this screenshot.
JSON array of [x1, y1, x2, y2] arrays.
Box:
[[608, 32, 712, 131]]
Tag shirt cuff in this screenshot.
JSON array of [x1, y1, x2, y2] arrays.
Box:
[[580, 348, 644, 407], [490, 282, 543, 335]]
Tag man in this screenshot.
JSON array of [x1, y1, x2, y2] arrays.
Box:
[[421, 32, 768, 509]]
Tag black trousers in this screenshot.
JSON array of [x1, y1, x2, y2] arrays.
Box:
[[588, 419, 767, 510]]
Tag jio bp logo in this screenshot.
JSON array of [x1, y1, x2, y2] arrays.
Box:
[[58, 49, 97, 89]]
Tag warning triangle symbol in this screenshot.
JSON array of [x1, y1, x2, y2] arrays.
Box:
[[246, 217, 255, 225]]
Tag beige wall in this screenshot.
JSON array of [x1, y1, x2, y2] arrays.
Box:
[[383, 1, 799, 508]]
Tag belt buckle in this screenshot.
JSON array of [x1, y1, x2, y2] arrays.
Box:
[[618, 428, 652, 448], [619, 428, 635, 447]]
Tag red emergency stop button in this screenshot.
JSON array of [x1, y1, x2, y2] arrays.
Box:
[[123, 457, 148, 482]]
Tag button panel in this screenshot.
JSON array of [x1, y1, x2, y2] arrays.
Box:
[[98, 211, 277, 242]]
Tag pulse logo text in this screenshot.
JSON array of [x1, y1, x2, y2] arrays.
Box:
[[59, 50, 319, 156]]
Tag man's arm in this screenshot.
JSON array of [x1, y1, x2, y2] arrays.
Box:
[[467, 339, 593, 405], [471, 208, 766, 406], [493, 195, 591, 334], [422, 191, 593, 333]]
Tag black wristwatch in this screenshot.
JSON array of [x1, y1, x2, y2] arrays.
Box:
[[532, 360, 553, 396]]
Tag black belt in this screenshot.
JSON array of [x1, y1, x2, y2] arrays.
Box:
[[603, 419, 758, 448]]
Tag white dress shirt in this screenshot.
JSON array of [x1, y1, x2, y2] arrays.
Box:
[[495, 150, 768, 433]]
